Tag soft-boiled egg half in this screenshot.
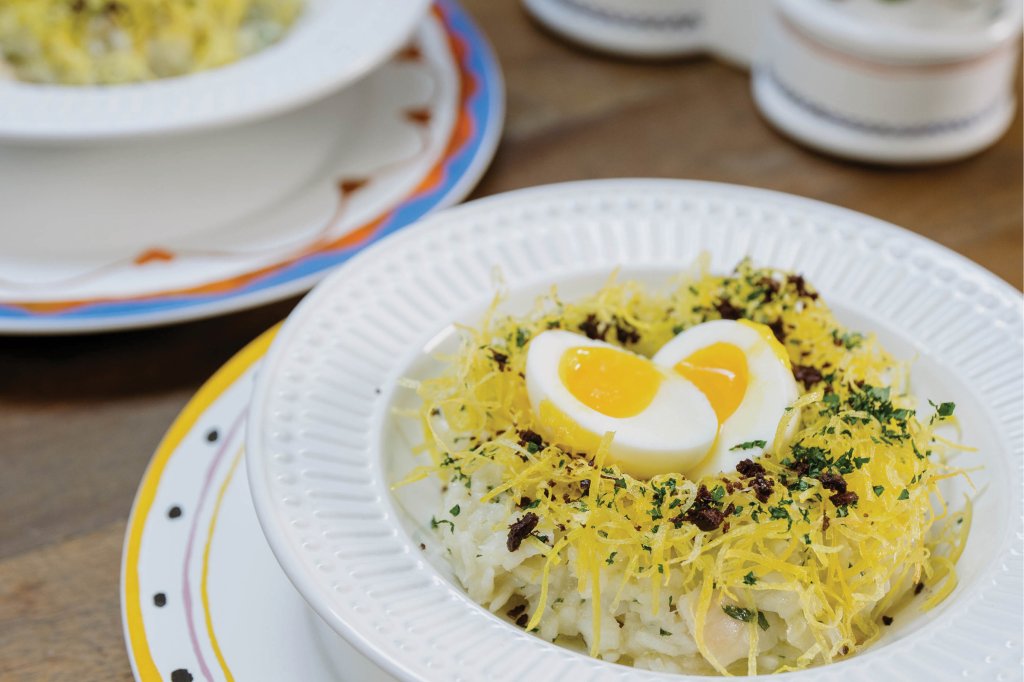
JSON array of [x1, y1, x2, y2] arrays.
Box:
[[652, 319, 800, 479], [525, 330, 718, 479]]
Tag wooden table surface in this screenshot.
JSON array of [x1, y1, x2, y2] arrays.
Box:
[[0, 3, 1020, 680]]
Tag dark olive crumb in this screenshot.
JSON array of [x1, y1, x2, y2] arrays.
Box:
[[914, 582, 925, 595], [579, 314, 606, 340], [792, 364, 824, 388], [882, 615, 893, 626], [687, 507, 725, 532], [507, 512, 540, 552], [736, 459, 765, 478], [517, 429, 545, 449], [419, 543, 426, 551], [613, 317, 641, 345], [830, 491, 859, 507], [817, 471, 847, 494], [751, 475, 775, 503], [515, 613, 530, 628], [675, 486, 726, 531], [714, 299, 743, 320], [787, 274, 818, 300], [491, 351, 509, 371], [507, 604, 526, 619]]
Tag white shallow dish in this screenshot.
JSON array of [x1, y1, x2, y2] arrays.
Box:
[[120, 329, 397, 682], [0, 0, 503, 334], [0, 0, 430, 142], [247, 179, 1023, 681]]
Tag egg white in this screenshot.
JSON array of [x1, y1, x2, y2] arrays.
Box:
[[653, 320, 800, 479], [525, 330, 718, 479]]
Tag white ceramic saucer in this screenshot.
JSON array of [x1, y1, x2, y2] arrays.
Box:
[[120, 328, 396, 682], [0, 0, 503, 335]]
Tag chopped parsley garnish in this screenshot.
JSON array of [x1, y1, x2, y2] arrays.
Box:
[[449, 504, 461, 517], [730, 439, 767, 451], [898, 488, 910, 500], [832, 329, 864, 349], [929, 400, 956, 423], [430, 516, 454, 533], [872, 485, 885, 497], [769, 505, 793, 529], [743, 571, 758, 586], [757, 611, 770, 631], [606, 552, 617, 565], [659, 628, 672, 636], [722, 605, 754, 623]]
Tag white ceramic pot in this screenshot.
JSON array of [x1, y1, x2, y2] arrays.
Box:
[[753, 0, 1022, 164], [520, 0, 769, 65]]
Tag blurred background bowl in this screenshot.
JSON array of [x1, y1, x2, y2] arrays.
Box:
[[0, 0, 431, 143]]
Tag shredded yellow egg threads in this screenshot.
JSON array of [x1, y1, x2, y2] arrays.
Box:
[[0, 0, 301, 84], [402, 260, 971, 675]]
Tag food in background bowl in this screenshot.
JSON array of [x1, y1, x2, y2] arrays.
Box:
[[0, 0, 302, 84], [401, 260, 971, 676]]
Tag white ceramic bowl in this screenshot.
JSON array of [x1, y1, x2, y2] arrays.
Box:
[[0, 0, 430, 142], [247, 180, 1022, 681]]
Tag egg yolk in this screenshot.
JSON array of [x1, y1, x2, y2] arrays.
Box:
[[674, 342, 749, 422], [559, 346, 663, 418]]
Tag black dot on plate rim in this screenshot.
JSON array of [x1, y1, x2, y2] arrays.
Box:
[[168, 505, 183, 519], [170, 669, 193, 682], [153, 592, 166, 607], [205, 428, 219, 443]]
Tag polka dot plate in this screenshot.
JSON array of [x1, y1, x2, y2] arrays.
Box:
[[120, 328, 398, 681]]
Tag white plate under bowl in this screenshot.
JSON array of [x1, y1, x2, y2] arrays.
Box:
[[0, 0, 430, 142], [246, 179, 1023, 681], [121, 328, 397, 682]]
